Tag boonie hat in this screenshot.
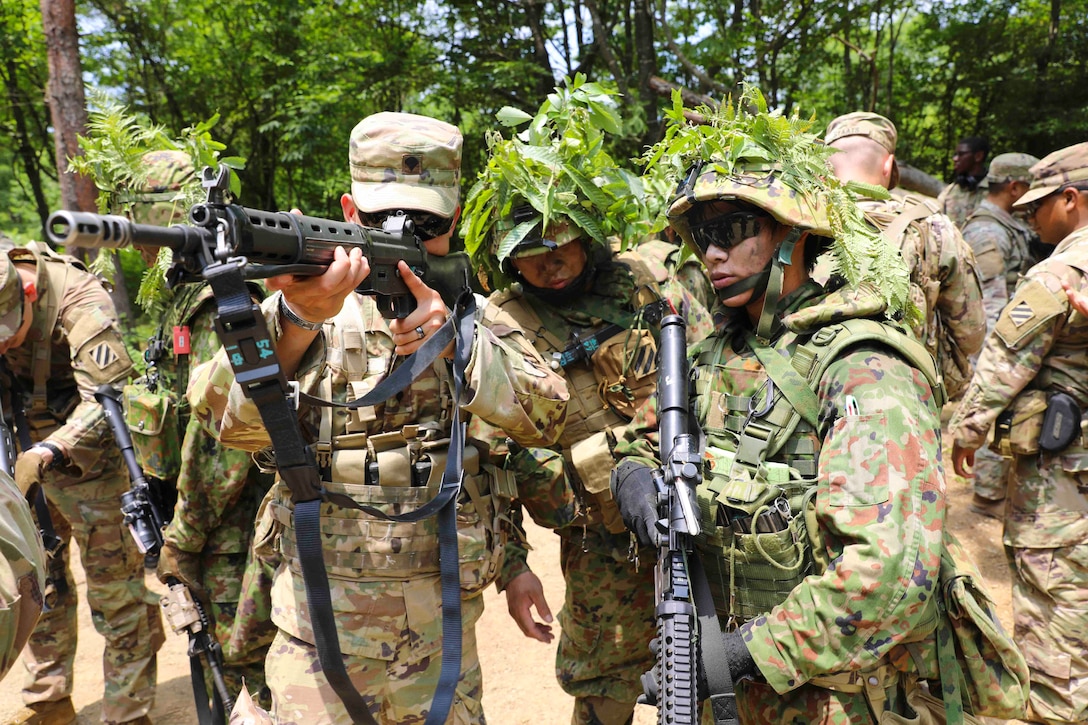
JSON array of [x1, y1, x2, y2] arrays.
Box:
[[982, 152, 1039, 188], [824, 111, 900, 189], [1014, 142, 1088, 207], [349, 112, 462, 218], [0, 252, 24, 344]]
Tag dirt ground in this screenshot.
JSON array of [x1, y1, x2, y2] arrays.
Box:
[[0, 465, 1012, 725]]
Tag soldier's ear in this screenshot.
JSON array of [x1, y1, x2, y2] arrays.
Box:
[[341, 193, 358, 224]]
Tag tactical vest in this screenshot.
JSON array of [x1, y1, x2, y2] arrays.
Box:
[[692, 315, 943, 625], [486, 252, 664, 534], [264, 293, 514, 596], [8, 243, 91, 434]]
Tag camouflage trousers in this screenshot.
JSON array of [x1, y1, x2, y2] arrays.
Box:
[[23, 472, 165, 723], [1005, 451, 1088, 725], [972, 446, 1011, 502], [263, 608, 485, 725], [556, 526, 655, 725]]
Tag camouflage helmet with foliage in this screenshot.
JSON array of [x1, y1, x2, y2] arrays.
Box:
[[645, 84, 914, 322], [463, 74, 653, 289]]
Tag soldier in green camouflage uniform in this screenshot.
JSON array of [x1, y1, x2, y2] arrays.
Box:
[[107, 149, 276, 707], [190, 112, 569, 724], [0, 246, 163, 725], [951, 142, 1088, 725], [824, 112, 985, 401], [958, 152, 1041, 518], [938, 136, 991, 229], [0, 467, 45, 683], [612, 89, 966, 724], [463, 85, 712, 725]]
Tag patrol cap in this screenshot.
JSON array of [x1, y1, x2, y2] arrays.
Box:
[[1015, 142, 1088, 207], [0, 252, 24, 344], [824, 111, 900, 189], [983, 152, 1039, 188], [349, 112, 462, 218]]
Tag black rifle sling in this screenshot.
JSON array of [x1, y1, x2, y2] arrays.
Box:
[[203, 259, 375, 724], [204, 258, 472, 725], [690, 553, 739, 725]]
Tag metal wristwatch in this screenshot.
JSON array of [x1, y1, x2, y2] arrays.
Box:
[[278, 295, 324, 331]]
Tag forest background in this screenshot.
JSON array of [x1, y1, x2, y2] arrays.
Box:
[[2, 0, 1087, 328]]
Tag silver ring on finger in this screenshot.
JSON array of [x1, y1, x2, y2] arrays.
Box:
[[415, 325, 426, 340]]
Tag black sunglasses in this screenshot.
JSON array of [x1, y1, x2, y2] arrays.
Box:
[[687, 211, 768, 253], [358, 209, 453, 241]]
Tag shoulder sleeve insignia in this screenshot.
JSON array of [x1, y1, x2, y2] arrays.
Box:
[[89, 342, 120, 370], [994, 278, 1066, 351]]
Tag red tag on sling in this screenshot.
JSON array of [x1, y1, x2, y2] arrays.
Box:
[[173, 326, 191, 355]]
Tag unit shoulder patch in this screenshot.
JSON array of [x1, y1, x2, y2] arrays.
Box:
[[994, 278, 1066, 351]]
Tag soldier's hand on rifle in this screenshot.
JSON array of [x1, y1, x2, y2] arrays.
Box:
[[388, 261, 454, 358], [269, 244, 371, 324], [612, 460, 661, 548], [504, 571, 554, 643], [14, 446, 50, 499], [158, 540, 210, 611]]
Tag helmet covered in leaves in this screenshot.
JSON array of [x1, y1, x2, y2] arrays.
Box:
[[646, 84, 914, 323], [666, 162, 834, 242], [124, 150, 196, 226], [463, 74, 652, 289]]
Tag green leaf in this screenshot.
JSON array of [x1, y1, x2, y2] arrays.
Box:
[[496, 106, 533, 127]]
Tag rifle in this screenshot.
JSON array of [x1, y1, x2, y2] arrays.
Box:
[[95, 384, 235, 724], [641, 313, 703, 724], [45, 165, 470, 320]]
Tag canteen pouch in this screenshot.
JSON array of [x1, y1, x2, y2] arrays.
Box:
[[570, 429, 626, 534], [1039, 392, 1081, 453], [937, 530, 1030, 719], [992, 389, 1048, 457], [590, 328, 658, 420], [121, 382, 180, 481]]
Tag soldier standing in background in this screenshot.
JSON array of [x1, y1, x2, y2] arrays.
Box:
[[463, 84, 712, 725], [951, 142, 1088, 725], [959, 152, 1041, 520], [824, 112, 985, 400], [2, 245, 162, 725], [938, 135, 991, 228], [102, 149, 277, 707]]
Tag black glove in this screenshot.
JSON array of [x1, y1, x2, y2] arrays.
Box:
[[611, 460, 660, 547], [722, 629, 759, 682]]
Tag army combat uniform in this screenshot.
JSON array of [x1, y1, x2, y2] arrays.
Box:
[[0, 467, 45, 682], [481, 248, 711, 724], [938, 181, 986, 230], [3, 243, 163, 723], [960, 198, 1040, 503], [617, 281, 952, 724], [857, 194, 984, 399], [950, 222, 1088, 725], [143, 283, 276, 702], [192, 289, 568, 724]]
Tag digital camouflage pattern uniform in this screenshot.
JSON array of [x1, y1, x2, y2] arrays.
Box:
[[118, 149, 276, 706], [618, 279, 953, 725], [856, 194, 985, 399], [949, 143, 1088, 725], [191, 112, 570, 725], [960, 158, 1041, 505], [938, 181, 986, 230], [0, 466, 46, 682], [2, 243, 163, 723], [481, 246, 712, 725]]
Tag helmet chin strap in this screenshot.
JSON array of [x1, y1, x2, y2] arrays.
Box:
[[754, 227, 802, 341]]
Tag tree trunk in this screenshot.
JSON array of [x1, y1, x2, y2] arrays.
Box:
[[40, 0, 133, 321]]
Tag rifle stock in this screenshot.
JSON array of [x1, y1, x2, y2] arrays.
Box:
[[46, 164, 471, 320], [641, 314, 702, 724]]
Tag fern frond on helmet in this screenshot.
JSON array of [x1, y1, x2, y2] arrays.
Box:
[[645, 84, 916, 324], [70, 92, 245, 314], [463, 74, 652, 289]]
